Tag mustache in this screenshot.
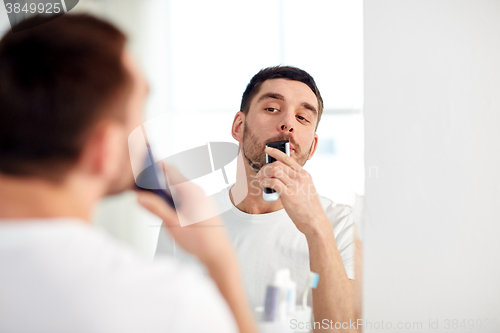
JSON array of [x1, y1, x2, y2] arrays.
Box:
[[264, 134, 300, 152]]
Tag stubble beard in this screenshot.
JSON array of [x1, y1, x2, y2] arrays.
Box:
[[241, 120, 313, 173]]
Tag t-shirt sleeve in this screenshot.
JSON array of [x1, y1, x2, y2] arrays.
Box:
[[324, 202, 356, 280]]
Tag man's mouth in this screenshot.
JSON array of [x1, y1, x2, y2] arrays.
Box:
[[265, 141, 297, 155]]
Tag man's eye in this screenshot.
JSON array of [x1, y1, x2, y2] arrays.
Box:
[[265, 108, 279, 112], [297, 115, 309, 122]]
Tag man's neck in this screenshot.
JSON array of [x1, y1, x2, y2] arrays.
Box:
[[229, 152, 284, 215], [0, 174, 99, 222]]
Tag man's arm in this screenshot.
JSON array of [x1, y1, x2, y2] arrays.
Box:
[[137, 164, 257, 333], [259, 147, 360, 331], [353, 225, 363, 323], [306, 219, 360, 332]]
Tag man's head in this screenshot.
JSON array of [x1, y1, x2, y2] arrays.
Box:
[[0, 14, 147, 194], [233, 66, 323, 172], [240, 66, 324, 127]]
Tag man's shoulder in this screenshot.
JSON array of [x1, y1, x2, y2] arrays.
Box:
[[317, 194, 354, 226], [211, 187, 232, 213], [210, 188, 355, 222], [0, 220, 235, 332]]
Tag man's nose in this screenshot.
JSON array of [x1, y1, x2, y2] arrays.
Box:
[[278, 113, 294, 133]]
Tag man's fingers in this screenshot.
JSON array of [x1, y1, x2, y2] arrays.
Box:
[[261, 178, 286, 194], [136, 191, 179, 225], [162, 162, 188, 186], [261, 168, 294, 187], [265, 146, 301, 171], [261, 162, 297, 180]]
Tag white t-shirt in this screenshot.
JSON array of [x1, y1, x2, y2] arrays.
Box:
[[0, 218, 238, 333], [156, 187, 355, 310]]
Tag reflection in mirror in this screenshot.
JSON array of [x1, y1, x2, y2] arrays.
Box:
[[152, 1, 364, 331], [87, 0, 365, 331]]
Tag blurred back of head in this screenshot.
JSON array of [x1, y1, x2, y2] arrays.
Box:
[[0, 14, 130, 182]]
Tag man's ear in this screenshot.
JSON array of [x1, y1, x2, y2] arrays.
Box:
[[78, 121, 124, 180], [231, 111, 245, 143], [307, 134, 319, 160]]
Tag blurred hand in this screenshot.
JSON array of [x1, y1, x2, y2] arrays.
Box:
[[136, 163, 233, 265], [137, 164, 258, 333]]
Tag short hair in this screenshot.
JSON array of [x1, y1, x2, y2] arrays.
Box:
[[0, 14, 130, 181], [240, 65, 324, 129]]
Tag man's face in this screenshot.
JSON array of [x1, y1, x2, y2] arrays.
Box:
[[241, 78, 319, 172], [105, 50, 148, 194]]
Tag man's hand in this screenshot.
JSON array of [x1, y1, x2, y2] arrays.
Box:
[[257, 146, 328, 236], [136, 163, 232, 266]]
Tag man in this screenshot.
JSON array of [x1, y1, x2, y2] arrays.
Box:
[[0, 14, 256, 333], [157, 66, 361, 328]]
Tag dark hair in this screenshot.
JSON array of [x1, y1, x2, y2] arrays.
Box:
[[0, 14, 130, 181], [240, 65, 324, 129]]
